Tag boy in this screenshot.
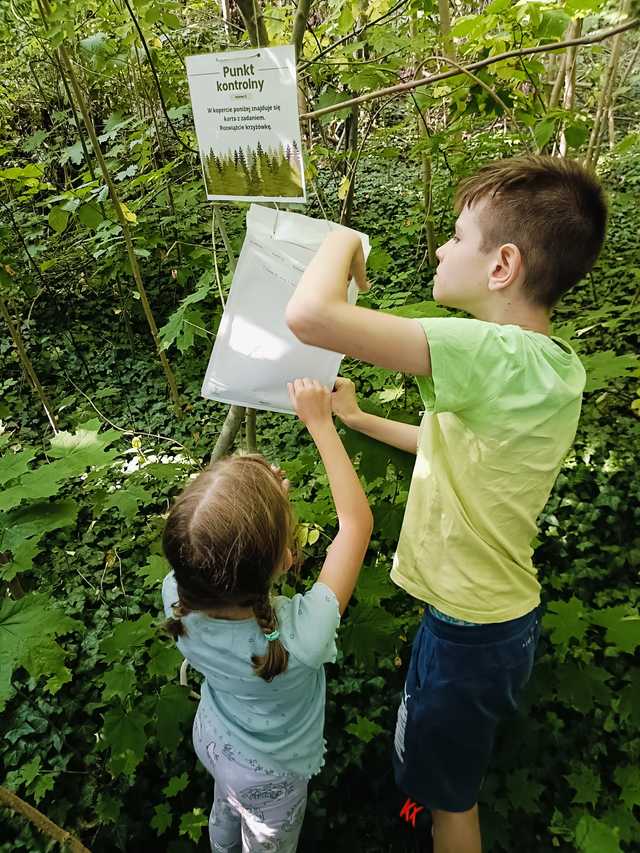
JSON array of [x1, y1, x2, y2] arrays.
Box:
[[285, 156, 607, 853]]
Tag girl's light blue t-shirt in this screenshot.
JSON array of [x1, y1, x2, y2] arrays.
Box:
[[162, 572, 341, 779]]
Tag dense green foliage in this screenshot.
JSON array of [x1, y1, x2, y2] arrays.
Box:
[[1, 0, 639, 851]]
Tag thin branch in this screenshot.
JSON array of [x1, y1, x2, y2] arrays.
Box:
[[0, 786, 90, 853], [121, 0, 197, 154], [298, 0, 411, 72], [300, 18, 640, 120]]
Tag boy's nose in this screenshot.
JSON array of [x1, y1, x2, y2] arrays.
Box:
[[435, 245, 444, 262]]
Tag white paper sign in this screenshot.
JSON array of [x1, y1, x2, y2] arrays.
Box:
[[186, 46, 306, 203], [201, 206, 370, 414]]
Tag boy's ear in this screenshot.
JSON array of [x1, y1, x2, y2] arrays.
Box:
[[488, 243, 523, 292]]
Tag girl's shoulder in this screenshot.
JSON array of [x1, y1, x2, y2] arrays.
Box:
[[273, 582, 341, 670]]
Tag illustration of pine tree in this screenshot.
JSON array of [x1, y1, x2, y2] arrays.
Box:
[[249, 161, 261, 194]]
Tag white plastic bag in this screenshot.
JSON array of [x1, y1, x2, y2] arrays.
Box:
[[201, 205, 370, 414]]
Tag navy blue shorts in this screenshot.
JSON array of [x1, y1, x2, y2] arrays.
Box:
[[393, 605, 541, 813]]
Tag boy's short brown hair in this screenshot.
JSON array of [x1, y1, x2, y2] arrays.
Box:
[[455, 155, 607, 308]]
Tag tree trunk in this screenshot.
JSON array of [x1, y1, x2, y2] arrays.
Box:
[[585, 0, 632, 168], [547, 53, 564, 110], [245, 409, 257, 452], [235, 0, 269, 48], [210, 406, 246, 464], [340, 105, 359, 226], [559, 19, 582, 156], [438, 0, 453, 59], [0, 295, 58, 433], [293, 0, 313, 60]]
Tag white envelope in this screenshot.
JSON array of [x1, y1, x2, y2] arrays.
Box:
[[201, 205, 370, 414]]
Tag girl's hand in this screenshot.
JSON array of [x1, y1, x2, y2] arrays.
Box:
[[331, 378, 362, 427], [288, 378, 333, 429]]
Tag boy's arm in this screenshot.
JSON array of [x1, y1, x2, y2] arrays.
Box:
[[332, 379, 418, 454], [286, 231, 432, 377]]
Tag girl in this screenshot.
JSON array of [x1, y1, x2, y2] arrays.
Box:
[[162, 378, 373, 852]]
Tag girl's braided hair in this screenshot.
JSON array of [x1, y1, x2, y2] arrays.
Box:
[[162, 454, 294, 681]]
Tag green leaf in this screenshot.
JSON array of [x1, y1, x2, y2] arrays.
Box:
[[345, 713, 384, 743], [22, 130, 48, 152], [591, 606, 640, 654], [100, 613, 155, 662], [48, 207, 70, 233], [100, 663, 137, 701], [387, 300, 449, 319], [31, 774, 55, 803], [615, 133, 639, 155], [0, 593, 78, 710], [79, 31, 109, 54], [340, 602, 402, 667], [575, 815, 622, 853], [0, 459, 73, 511], [148, 642, 182, 679], [156, 683, 195, 751], [102, 705, 148, 771], [505, 768, 545, 813], [151, 803, 173, 835], [95, 794, 121, 825], [450, 16, 479, 38], [60, 141, 84, 166], [355, 560, 395, 607], [0, 448, 36, 485], [78, 203, 102, 229], [159, 273, 214, 353], [581, 351, 640, 393], [179, 808, 208, 843], [555, 662, 611, 713], [160, 11, 182, 28], [614, 765, 640, 810], [1, 539, 40, 580], [544, 597, 588, 648], [564, 123, 589, 149], [534, 117, 556, 150], [2, 499, 79, 551], [566, 764, 602, 806], [105, 484, 152, 520], [315, 89, 352, 124], [163, 771, 189, 798], [137, 554, 170, 588], [48, 419, 120, 463]]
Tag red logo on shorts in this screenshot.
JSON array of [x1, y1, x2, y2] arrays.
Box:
[[399, 797, 424, 828]]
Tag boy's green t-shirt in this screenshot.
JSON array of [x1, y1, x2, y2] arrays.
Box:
[[390, 317, 586, 623]]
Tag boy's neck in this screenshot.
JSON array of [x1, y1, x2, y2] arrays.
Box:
[[470, 299, 551, 336]]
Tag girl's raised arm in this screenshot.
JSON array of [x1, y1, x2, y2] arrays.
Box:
[[288, 379, 373, 615]]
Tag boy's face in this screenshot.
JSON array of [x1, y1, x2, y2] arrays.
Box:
[[433, 202, 494, 312]]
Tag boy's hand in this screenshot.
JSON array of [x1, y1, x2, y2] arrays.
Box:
[[349, 241, 370, 293], [331, 378, 362, 427], [288, 378, 333, 430]]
